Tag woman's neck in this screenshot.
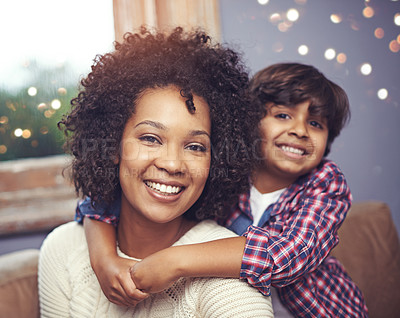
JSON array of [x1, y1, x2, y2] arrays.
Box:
[[117, 202, 196, 259]]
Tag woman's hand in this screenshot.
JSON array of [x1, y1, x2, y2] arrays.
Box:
[[93, 255, 150, 307], [130, 248, 181, 293]]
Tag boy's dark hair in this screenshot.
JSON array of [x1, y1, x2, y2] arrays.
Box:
[[249, 62, 350, 156], [58, 27, 256, 221]]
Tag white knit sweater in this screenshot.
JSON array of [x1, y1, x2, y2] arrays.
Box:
[[39, 220, 274, 317]]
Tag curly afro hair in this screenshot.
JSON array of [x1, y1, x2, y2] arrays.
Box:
[[59, 27, 258, 221]]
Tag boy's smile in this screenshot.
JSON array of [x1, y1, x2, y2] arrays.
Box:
[[253, 101, 328, 193]]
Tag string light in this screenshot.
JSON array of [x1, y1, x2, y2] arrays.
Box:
[[324, 48, 336, 60], [287, 9, 299, 22], [360, 63, 372, 75], [377, 88, 388, 100], [51, 99, 61, 110], [374, 28, 384, 39], [363, 7, 374, 18], [336, 53, 347, 64], [14, 128, 23, 137], [330, 14, 342, 24], [27, 87, 37, 96], [298, 45, 309, 55], [394, 13, 400, 26]]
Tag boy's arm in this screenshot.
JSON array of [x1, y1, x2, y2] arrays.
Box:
[[83, 218, 149, 306], [131, 236, 246, 293], [132, 161, 351, 296]]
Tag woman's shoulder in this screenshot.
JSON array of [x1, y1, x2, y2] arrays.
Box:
[[40, 221, 86, 256], [175, 220, 237, 246], [189, 277, 274, 317]]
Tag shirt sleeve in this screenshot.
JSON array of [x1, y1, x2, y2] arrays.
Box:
[[75, 196, 121, 227], [240, 161, 351, 296]]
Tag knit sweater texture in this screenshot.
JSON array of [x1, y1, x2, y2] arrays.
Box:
[[38, 220, 274, 317]]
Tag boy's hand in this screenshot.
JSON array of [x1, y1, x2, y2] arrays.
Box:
[[93, 255, 150, 307], [130, 248, 180, 293]]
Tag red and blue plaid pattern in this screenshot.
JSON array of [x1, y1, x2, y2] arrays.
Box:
[[221, 159, 368, 317]]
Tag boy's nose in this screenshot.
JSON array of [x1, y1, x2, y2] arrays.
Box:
[[288, 119, 309, 138]]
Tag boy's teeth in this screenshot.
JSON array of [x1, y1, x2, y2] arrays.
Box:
[[145, 181, 181, 194], [281, 145, 305, 155]]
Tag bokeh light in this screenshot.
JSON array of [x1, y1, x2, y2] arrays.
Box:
[[37, 103, 47, 110], [27, 86, 37, 96], [0, 116, 8, 124], [51, 99, 61, 110], [287, 9, 299, 22], [278, 22, 291, 32], [360, 63, 372, 75], [389, 40, 400, 52], [395, 13, 400, 26], [363, 7, 374, 18], [330, 14, 342, 24], [22, 129, 31, 139], [0, 145, 7, 154], [272, 42, 284, 53], [257, 0, 269, 5], [40, 127, 49, 135], [270, 13, 281, 24], [57, 87, 67, 95], [14, 128, 23, 137], [336, 53, 347, 64], [324, 48, 336, 60], [374, 28, 384, 39], [298, 45, 309, 55], [377, 88, 388, 100]]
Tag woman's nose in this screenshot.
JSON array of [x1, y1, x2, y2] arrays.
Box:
[[154, 144, 185, 175]]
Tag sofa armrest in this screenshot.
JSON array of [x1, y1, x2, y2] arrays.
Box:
[[331, 201, 400, 318], [0, 249, 40, 318]]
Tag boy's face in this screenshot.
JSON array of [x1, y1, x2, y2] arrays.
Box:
[[254, 101, 328, 192]]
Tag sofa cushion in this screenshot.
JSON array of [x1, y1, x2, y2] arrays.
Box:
[[0, 249, 40, 318], [331, 201, 400, 318]]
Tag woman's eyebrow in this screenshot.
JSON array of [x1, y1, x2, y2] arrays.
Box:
[[135, 120, 166, 130], [135, 120, 210, 139], [190, 130, 211, 139]]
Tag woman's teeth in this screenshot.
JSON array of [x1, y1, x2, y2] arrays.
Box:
[[281, 145, 305, 155], [145, 181, 182, 195]]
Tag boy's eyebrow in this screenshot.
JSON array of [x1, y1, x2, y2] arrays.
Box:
[[135, 120, 210, 138]]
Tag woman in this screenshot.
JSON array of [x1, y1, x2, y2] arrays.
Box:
[[38, 27, 274, 317]]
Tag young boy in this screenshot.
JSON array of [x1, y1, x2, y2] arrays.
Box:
[[76, 63, 368, 317]]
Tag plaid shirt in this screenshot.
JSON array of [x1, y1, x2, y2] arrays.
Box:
[[75, 159, 368, 317], [220, 159, 368, 317]]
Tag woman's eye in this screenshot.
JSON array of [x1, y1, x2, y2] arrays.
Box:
[[186, 144, 207, 152], [139, 135, 160, 144]]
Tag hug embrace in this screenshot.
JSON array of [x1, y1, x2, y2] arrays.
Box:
[[39, 27, 368, 318]]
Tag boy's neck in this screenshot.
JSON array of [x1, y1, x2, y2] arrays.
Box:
[[251, 169, 295, 194]]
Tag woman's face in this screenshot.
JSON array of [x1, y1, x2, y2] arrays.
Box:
[[118, 86, 211, 224]]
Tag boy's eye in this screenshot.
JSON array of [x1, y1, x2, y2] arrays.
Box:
[[186, 143, 207, 152], [139, 135, 161, 145], [275, 113, 290, 119], [310, 120, 323, 129]]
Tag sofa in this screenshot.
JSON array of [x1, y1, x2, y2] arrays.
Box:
[[1, 201, 399, 318]]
